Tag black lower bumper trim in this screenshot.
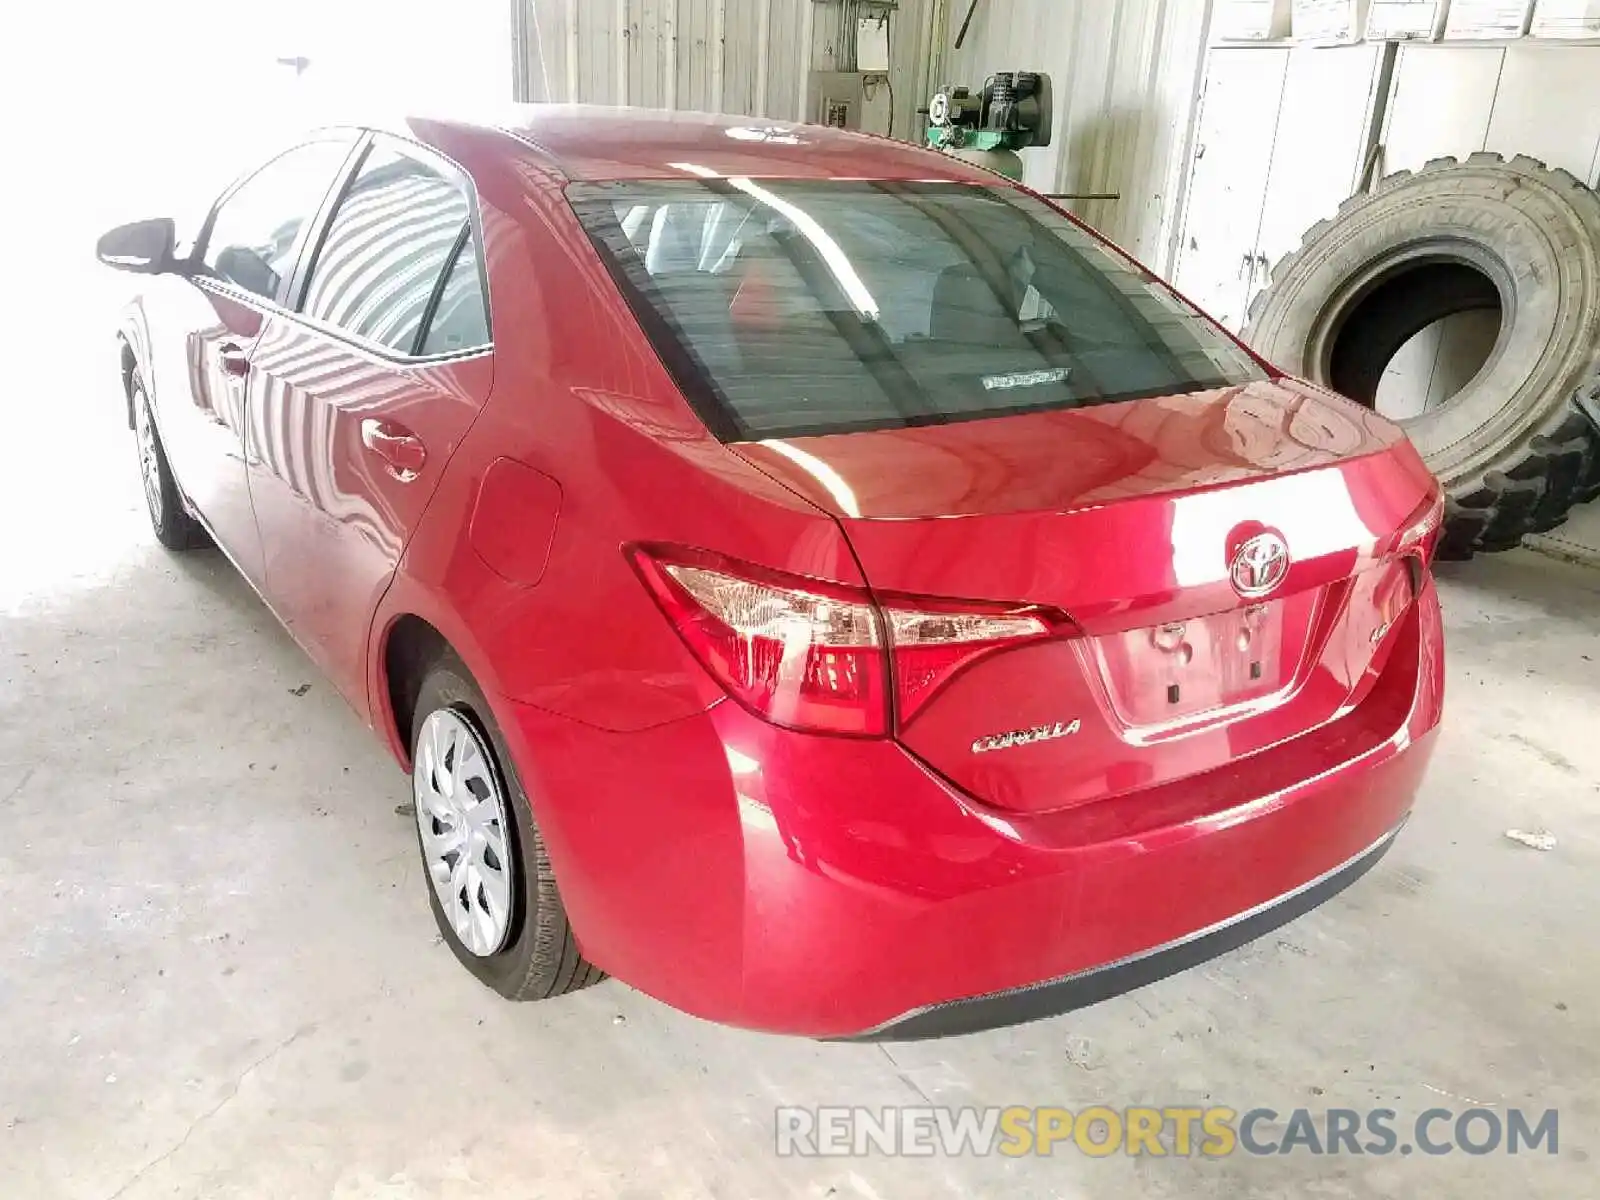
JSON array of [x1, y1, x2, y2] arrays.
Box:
[[841, 820, 1406, 1042]]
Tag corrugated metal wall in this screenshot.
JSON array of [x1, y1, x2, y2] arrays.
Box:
[[943, 0, 1212, 267], [516, 0, 937, 143], [512, 0, 1210, 268]]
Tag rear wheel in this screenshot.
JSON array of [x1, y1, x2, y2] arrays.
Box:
[[409, 654, 603, 999], [131, 371, 207, 551]]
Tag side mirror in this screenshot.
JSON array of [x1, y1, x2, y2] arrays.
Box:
[[96, 218, 177, 274]]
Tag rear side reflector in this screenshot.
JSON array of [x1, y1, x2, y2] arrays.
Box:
[[631, 547, 1061, 736]]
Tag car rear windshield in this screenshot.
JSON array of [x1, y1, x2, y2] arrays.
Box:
[[567, 179, 1267, 441]]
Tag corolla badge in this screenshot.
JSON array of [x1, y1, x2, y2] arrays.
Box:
[[972, 719, 1082, 755], [1229, 532, 1290, 597]]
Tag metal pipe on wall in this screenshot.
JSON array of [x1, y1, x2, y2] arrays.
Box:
[[756, 1, 771, 117], [922, 0, 950, 111], [664, 0, 679, 108], [566, 0, 581, 100], [616, 0, 630, 105], [799, 0, 816, 118], [713, 0, 726, 111], [509, 0, 530, 101]]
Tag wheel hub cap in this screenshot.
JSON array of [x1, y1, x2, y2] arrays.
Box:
[[413, 709, 514, 957], [134, 396, 161, 520]]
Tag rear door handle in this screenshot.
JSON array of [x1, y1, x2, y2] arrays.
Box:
[[360, 419, 427, 482], [219, 343, 250, 378]]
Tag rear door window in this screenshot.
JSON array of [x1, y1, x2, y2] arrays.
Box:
[[417, 231, 490, 355], [569, 180, 1267, 440], [299, 139, 486, 355]]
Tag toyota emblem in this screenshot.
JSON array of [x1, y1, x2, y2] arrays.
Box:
[[1230, 532, 1290, 597]]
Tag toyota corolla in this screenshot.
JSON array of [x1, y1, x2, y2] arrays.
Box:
[[99, 108, 1444, 1038]]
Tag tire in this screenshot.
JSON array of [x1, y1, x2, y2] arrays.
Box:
[[130, 370, 208, 551], [1575, 381, 1600, 507], [1245, 154, 1600, 558], [409, 653, 604, 1000]]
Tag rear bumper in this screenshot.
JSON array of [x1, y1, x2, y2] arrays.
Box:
[[842, 817, 1404, 1041], [496, 578, 1443, 1038]]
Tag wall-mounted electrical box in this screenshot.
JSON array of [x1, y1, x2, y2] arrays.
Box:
[[856, 16, 891, 72], [807, 71, 868, 129]]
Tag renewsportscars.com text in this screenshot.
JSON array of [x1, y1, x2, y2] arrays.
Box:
[[775, 1105, 1559, 1158]]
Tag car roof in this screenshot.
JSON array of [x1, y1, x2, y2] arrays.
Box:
[[396, 104, 998, 185]]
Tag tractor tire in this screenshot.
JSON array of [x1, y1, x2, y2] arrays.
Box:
[[1245, 153, 1600, 559]]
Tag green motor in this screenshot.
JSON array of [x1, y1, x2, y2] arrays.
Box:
[[924, 71, 1053, 182]]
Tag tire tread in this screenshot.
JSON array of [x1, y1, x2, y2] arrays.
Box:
[[131, 371, 208, 552]]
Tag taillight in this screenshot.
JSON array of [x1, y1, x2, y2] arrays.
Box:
[[883, 604, 1050, 725], [1382, 485, 1443, 608], [631, 548, 1061, 736], [632, 551, 889, 735], [1394, 487, 1445, 563]]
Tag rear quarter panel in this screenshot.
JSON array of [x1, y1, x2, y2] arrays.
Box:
[[365, 131, 869, 970]]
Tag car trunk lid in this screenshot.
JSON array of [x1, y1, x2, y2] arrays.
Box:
[[729, 379, 1438, 815]]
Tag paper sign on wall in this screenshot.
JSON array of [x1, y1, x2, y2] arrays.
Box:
[[1443, 0, 1535, 36], [1295, 0, 1373, 42], [1531, 0, 1600, 37], [1215, 0, 1295, 40], [1366, 0, 1450, 39]]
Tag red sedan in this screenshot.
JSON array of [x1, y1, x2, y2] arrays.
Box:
[[99, 108, 1443, 1038]]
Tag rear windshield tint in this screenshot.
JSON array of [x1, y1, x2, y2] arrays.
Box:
[[568, 180, 1266, 441]]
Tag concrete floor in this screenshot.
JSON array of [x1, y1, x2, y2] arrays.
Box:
[[3, 351, 1598, 1199], [1529, 499, 1600, 569]]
